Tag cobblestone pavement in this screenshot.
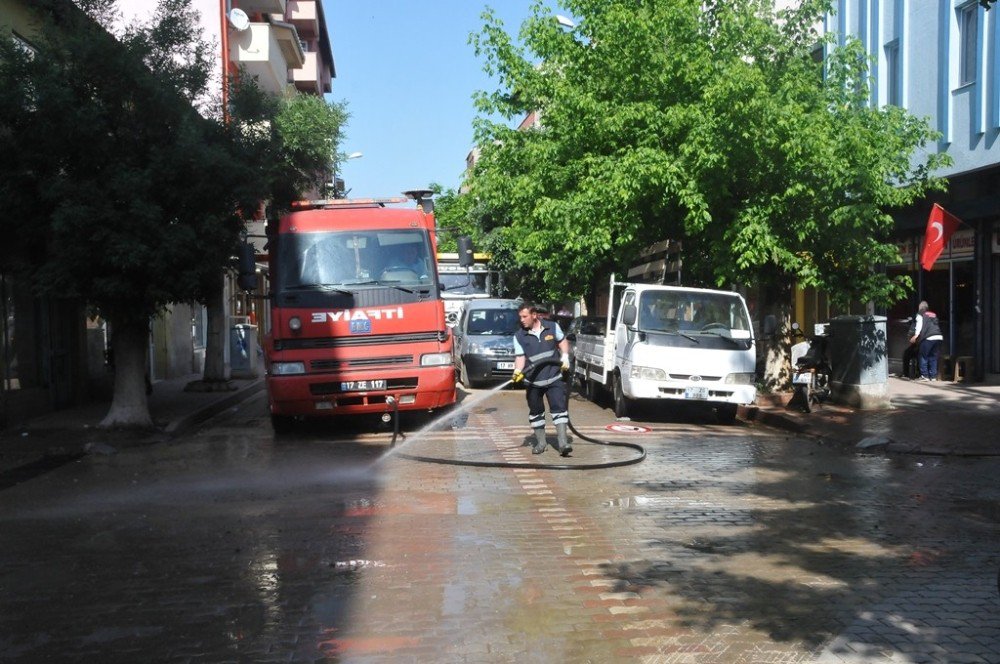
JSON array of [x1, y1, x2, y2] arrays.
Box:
[[1, 387, 999, 663]]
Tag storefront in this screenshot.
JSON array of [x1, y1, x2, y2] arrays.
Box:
[[887, 221, 999, 381]]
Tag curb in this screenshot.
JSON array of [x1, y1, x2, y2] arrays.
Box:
[[738, 405, 808, 434], [164, 379, 266, 435]]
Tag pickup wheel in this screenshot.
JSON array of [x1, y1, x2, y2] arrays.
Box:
[[460, 360, 481, 389], [613, 373, 631, 418], [715, 403, 738, 425]]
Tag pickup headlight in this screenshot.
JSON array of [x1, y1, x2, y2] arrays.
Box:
[[725, 372, 756, 384], [272, 361, 306, 375], [421, 352, 452, 367], [630, 365, 666, 381]]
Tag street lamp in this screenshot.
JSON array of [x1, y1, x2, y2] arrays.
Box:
[[331, 151, 363, 198], [555, 14, 576, 28]]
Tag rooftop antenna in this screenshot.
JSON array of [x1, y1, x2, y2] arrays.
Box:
[[403, 189, 434, 214]]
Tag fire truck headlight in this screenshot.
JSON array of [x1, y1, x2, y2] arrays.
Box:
[[288, 316, 302, 331], [272, 361, 306, 375], [725, 372, 756, 385], [420, 353, 452, 367]]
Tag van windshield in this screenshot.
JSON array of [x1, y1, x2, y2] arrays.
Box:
[[637, 291, 751, 337], [466, 308, 521, 335]]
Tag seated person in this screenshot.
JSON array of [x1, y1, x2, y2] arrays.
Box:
[[382, 243, 428, 281]]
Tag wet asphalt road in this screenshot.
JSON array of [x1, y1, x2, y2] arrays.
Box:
[[1, 384, 999, 663]]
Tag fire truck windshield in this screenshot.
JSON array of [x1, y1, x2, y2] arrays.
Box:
[[278, 230, 435, 292]]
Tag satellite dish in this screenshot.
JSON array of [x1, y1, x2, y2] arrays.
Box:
[[228, 8, 250, 32]]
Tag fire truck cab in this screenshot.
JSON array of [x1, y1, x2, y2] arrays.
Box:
[[261, 194, 455, 430]]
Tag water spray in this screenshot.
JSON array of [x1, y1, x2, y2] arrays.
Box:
[[382, 359, 645, 470]]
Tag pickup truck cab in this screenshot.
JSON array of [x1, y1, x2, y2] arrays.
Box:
[[573, 277, 757, 423]]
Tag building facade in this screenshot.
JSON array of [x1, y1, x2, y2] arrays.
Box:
[[827, 0, 1000, 381], [0, 0, 335, 425]]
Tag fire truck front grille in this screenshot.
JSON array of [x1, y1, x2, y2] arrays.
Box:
[[310, 377, 419, 395], [311, 356, 413, 371], [276, 332, 442, 350]]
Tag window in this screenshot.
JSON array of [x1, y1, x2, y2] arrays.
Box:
[[884, 39, 900, 106], [958, 3, 978, 86], [11, 31, 36, 59]]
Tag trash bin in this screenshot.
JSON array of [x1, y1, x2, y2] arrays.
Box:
[[827, 315, 890, 409], [230, 324, 258, 378]]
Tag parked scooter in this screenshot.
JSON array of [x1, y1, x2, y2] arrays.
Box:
[[789, 323, 831, 413]]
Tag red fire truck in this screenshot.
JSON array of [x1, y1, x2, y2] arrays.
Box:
[[260, 193, 456, 431]]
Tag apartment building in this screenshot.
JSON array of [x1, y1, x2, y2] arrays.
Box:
[[827, 1, 999, 380], [118, 0, 335, 381], [0, 0, 336, 425]]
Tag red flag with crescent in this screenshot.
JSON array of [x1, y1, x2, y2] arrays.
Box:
[[920, 203, 962, 271]]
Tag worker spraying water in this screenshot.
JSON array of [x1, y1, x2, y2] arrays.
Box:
[[511, 302, 573, 457]]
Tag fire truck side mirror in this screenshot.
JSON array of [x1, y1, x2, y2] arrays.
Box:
[[237, 243, 258, 292], [457, 236, 474, 267]]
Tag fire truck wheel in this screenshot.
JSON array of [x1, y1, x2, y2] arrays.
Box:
[[271, 414, 295, 434]]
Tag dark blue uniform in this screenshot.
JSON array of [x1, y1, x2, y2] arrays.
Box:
[[513, 319, 569, 432]]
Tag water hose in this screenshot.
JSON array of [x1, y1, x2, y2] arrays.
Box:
[[387, 358, 646, 470]]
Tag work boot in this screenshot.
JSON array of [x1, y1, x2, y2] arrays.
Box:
[[556, 423, 572, 457], [532, 428, 547, 454]]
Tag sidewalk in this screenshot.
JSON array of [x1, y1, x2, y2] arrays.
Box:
[[744, 374, 1000, 456], [0, 374, 264, 474]]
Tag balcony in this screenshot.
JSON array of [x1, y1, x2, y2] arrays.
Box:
[[292, 51, 332, 94], [229, 21, 304, 94], [286, 0, 318, 38], [235, 0, 286, 14]]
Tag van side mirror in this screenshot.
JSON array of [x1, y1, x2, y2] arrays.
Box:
[[622, 304, 637, 327], [457, 236, 475, 267]]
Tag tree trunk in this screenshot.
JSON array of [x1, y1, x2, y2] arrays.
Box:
[[100, 318, 153, 429], [202, 275, 229, 384], [758, 278, 794, 393]]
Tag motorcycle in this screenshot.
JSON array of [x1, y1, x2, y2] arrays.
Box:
[[790, 322, 831, 413]]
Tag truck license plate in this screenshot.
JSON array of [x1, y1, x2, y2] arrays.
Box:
[[496, 362, 515, 370], [340, 379, 386, 392], [684, 387, 708, 400]]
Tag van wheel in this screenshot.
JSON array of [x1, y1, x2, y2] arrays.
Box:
[[715, 403, 738, 425], [613, 374, 631, 418], [460, 361, 479, 389], [271, 414, 294, 434]]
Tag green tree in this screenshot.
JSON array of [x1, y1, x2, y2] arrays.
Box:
[[193, 77, 349, 388], [0, 0, 262, 426], [468, 0, 948, 385]]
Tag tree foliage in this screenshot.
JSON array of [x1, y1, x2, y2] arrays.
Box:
[[0, 0, 347, 425], [466, 0, 948, 307]]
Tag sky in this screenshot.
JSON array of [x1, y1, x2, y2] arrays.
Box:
[[325, 1, 542, 199]]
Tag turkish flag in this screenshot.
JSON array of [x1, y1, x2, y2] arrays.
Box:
[[920, 203, 962, 271]]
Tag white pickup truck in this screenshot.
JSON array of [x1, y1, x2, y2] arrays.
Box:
[[572, 277, 758, 423]]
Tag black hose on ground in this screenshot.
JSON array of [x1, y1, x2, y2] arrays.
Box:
[[389, 357, 646, 470]]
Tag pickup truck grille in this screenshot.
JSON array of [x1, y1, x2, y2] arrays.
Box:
[[311, 356, 413, 372], [276, 332, 443, 350], [669, 374, 722, 382]]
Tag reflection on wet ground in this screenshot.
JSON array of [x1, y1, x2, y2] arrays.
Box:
[[1, 388, 999, 662]]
